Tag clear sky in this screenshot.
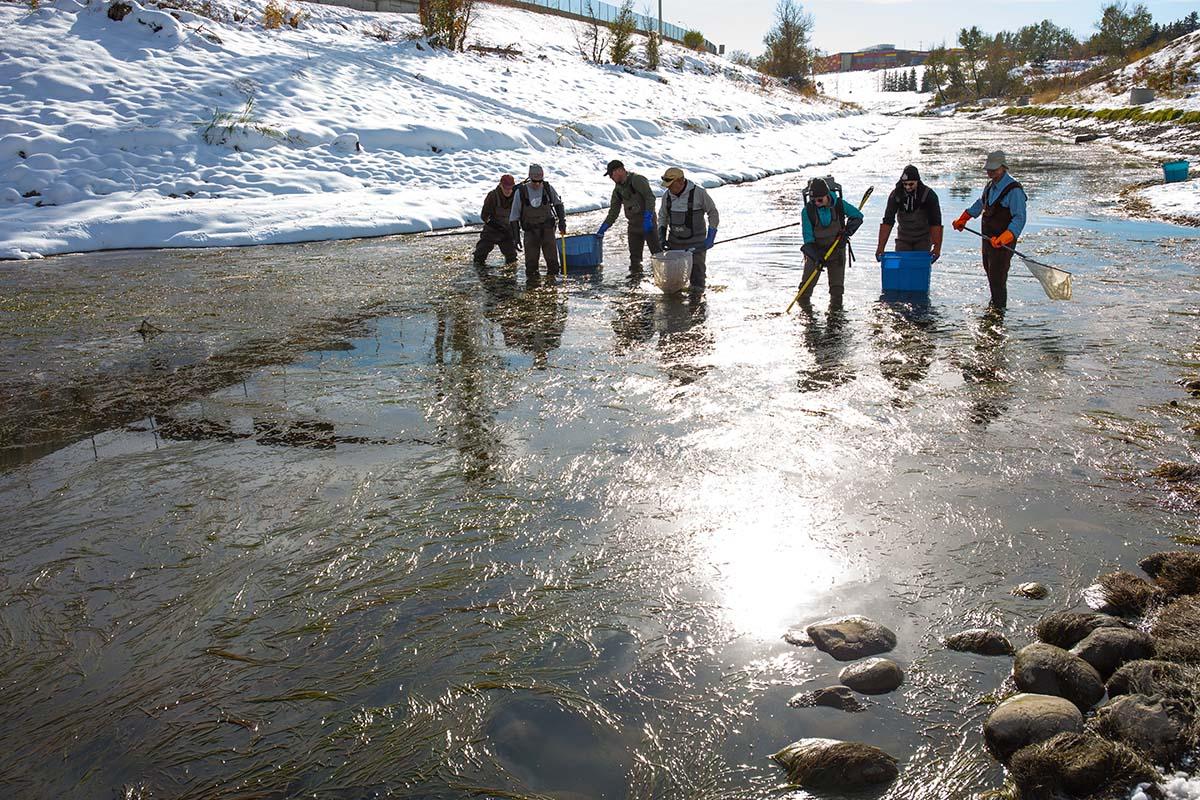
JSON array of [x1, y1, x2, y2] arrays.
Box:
[[665, 0, 1198, 56]]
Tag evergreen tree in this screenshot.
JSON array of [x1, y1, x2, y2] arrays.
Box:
[[609, 0, 637, 66], [908, 67, 917, 91]]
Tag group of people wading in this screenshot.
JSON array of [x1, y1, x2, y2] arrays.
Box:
[[474, 149, 1027, 310]]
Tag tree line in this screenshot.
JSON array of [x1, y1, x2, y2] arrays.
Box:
[[923, 3, 1199, 103]]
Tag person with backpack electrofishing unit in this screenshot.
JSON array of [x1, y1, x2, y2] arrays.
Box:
[[952, 150, 1028, 309], [596, 160, 662, 272], [658, 167, 719, 291], [509, 164, 567, 282], [474, 173, 520, 268], [875, 165, 942, 264], [798, 176, 864, 310]]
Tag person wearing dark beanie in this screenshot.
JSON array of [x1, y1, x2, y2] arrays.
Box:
[[875, 164, 943, 264]]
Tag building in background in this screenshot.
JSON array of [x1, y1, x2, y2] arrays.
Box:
[[815, 44, 928, 74]]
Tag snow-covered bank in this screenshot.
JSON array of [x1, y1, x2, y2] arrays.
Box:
[[0, 0, 885, 259], [1138, 175, 1200, 225], [816, 67, 928, 115], [1062, 30, 1200, 112]]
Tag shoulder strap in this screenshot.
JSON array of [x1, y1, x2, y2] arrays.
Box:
[[993, 181, 1022, 205], [519, 184, 530, 205], [919, 186, 930, 204], [686, 186, 696, 215]]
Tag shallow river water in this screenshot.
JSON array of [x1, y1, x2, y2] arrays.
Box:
[[2, 117, 1200, 799]]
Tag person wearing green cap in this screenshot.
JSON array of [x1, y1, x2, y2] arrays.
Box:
[[952, 150, 1027, 309], [658, 167, 719, 291], [596, 160, 661, 272]]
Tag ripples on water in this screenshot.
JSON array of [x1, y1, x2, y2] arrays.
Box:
[[1, 120, 1199, 798]]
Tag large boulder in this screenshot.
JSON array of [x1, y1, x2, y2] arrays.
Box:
[[1107, 659, 1200, 701], [1084, 571, 1163, 616], [1036, 612, 1130, 650], [1091, 694, 1190, 766], [838, 658, 904, 694], [1069, 627, 1155, 679], [983, 692, 1084, 763], [803, 616, 897, 661], [1008, 732, 1156, 799], [945, 628, 1014, 656], [1013, 643, 1106, 711], [771, 738, 898, 790], [1139, 551, 1200, 596], [788, 685, 867, 713]]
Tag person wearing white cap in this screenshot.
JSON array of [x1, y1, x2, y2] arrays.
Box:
[[510, 164, 567, 281], [658, 167, 719, 291], [952, 150, 1028, 309]]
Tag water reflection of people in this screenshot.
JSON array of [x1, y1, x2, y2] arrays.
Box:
[[611, 290, 711, 383], [476, 264, 567, 369], [796, 308, 854, 393], [960, 309, 1010, 426], [870, 298, 938, 398]]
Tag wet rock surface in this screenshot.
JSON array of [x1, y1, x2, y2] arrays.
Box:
[[1107, 659, 1200, 698], [803, 616, 897, 661], [945, 628, 1014, 656], [1036, 612, 1130, 650], [1084, 570, 1163, 616], [1013, 643, 1105, 712], [771, 738, 898, 790], [1008, 732, 1156, 800], [1140, 551, 1200, 597], [1011, 582, 1049, 599], [1091, 694, 1190, 766], [788, 685, 867, 713], [1069, 627, 1155, 679], [983, 692, 1084, 763], [838, 657, 904, 694]]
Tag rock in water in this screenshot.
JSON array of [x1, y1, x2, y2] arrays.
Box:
[[1091, 694, 1190, 766], [771, 738, 898, 789], [1107, 659, 1200, 700], [1008, 732, 1155, 799], [1069, 627, 1155, 679], [983, 692, 1084, 763], [945, 628, 1014, 656], [1139, 551, 1200, 596], [804, 616, 897, 661], [838, 658, 904, 694], [1013, 643, 1105, 711], [1012, 582, 1049, 599], [787, 685, 867, 713], [1036, 612, 1129, 650], [1083, 571, 1163, 616]]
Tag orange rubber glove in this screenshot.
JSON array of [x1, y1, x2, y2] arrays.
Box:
[[990, 230, 1015, 249], [952, 211, 971, 232]]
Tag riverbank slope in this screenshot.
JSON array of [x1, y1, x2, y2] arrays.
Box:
[[0, 0, 884, 259]]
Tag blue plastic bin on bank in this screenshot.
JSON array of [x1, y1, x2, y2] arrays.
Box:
[[562, 234, 603, 268], [880, 250, 932, 293], [1163, 160, 1190, 183]]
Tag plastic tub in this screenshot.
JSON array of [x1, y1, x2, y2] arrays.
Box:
[[651, 251, 692, 293], [1163, 160, 1189, 184], [880, 250, 932, 293], [562, 234, 602, 268]]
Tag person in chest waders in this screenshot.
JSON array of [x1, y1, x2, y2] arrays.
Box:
[[474, 173, 520, 268], [595, 159, 662, 273], [509, 164, 567, 282], [658, 167, 719, 291], [799, 177, 863, 310], [952, 150, 1028, 310], [875, 165, 942, 264]]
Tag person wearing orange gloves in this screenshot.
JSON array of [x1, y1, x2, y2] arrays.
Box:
[[952, 150, 1027, 309]]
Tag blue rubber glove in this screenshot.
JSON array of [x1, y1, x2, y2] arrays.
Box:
[[642, 210, 654, 234], [596, 222, 610, 238], [704, 228, 717, 249]]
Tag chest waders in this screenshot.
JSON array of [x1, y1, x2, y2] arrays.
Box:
[[666, 187, 705, 244], [895, 186, 931, 251], [980, 180, 1022, 240], [979, 179, 1023, 308], [519, 183, 559, 232]]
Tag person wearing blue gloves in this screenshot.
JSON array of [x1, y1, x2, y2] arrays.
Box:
[[596, 160, 661, 273], [799, 176, 863, 310], [658, 166, 719, 292]]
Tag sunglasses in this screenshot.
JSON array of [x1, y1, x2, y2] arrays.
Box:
[[530, 178, 544, 183]]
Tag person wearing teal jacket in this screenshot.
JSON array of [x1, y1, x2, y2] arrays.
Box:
[[799, 177, 864, 309]]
